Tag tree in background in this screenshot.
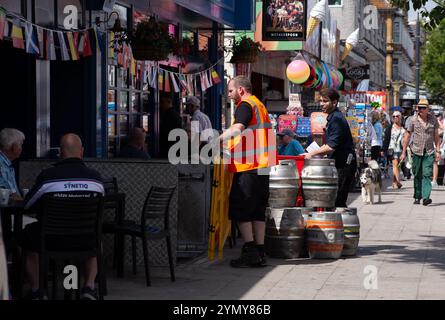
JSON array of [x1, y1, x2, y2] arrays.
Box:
[[391, 0, 445, 29], [421, 20, 445, 102]]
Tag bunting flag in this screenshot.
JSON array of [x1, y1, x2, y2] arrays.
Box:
[[207, 68, 213, 87], [158, 68, 164, 90], [164, 70, 171, 92], [170, 72, 180, 93], [46, 30, 56, 60], [3, 19, 10, 39], [204, 70, 212, 89], [200, 72, 208, 91], [57, 31, 70, 61], [37, 27, 45, 59], [72, 31, 80, 59], [67, 32, 79, 60], [211, 69, 222, 84], [109, 31, 115, 59], [150, 66, 158, 89], [130, 56, 135, 78], [178, 74, 188, 92], [0, 8, 6, 40], [11, 20, 24, 49], [81, 30, 92, 57], [187, 75, 193, 94], [142, 62, 149, 84], [25, 22, 39, 55]]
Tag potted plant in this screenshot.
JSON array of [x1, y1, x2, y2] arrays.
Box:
[[230, 36, 262, 64], [130, 15, 177, 61]]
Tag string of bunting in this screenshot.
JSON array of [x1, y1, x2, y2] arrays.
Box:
[[0, 6, 100, 60], [110, 40, 223, 94]]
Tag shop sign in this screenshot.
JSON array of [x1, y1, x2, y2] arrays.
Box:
[[262, 0, 307, 41], [278, 114, 297, 133], [343, 65, 370, 81], [342, 91, 387, 110]]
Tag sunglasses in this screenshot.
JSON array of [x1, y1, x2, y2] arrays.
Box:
[[392, 115, 400, 118], [417, 106, 428, 110]]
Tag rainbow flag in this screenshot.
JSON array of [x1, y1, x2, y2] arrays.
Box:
[[211, 69, 221, 84]]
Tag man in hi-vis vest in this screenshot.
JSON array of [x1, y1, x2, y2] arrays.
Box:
[[217, 76, 277, 268]]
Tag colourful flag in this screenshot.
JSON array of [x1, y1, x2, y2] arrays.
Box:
[[46, 30, 56, 60], [207, 69, 213, 87], [57, 31, 70, 61], [67, 32, 79, 60], [200, 72, 211, 91], [211, 69, 222, 84], [130, 57, 136, 78], [150, 66, 157, 89], [82, 30, 92, 57], [25, 22, 39, 55], [178, 74, 188, 91], [170, 72, 180, 93], [109, 31, 115, 59], [3, 19, 10, 39], [72, 31, 79, 57], [11, 20, 24, 49], [164, 70, 171, 92], [37, 27, 45, 59], [158, 68, 164, 91], [204, 70, 212, 89], [0, 8, 6, 41]]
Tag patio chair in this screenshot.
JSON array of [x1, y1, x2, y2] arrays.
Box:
[[113, 186, 176, 286], [38, 193, 105, 300]]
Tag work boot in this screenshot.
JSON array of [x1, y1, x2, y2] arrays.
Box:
[[230, 242, 261, 268], [256, 244, 267, 266]]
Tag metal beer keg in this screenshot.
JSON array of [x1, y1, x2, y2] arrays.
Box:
[[269, 160, 299, 208], [301, 159, 338, 208], [306, 211, 344, 259], [335, 207, 360, 256], [297, 207, 314, 258], [265, 207, 305, 259]]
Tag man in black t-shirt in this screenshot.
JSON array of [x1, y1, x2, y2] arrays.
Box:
[[304, 89, 357, 208]]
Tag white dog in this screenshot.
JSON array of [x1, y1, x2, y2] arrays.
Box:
[[360, 160, 382, 204]]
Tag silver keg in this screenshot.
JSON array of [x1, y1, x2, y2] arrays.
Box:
[[335, 207, 360, 256], [296, 207, 314, 258], [265, 207, 305, 259], [301, 159, 338, 208], [306, 211, 344, 259], [269, 160, 299, 208]]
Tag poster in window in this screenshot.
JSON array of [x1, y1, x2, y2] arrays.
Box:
[[262, 0, 307, 41]]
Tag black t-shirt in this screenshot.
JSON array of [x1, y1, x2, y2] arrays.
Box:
[[325, 108, 355, 168], [234, 102, 253, 127]]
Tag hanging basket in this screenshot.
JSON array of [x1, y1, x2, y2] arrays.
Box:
[[130, 16, 176, 61], [230, 51, 258, 64], [131, 41, 170, 61]]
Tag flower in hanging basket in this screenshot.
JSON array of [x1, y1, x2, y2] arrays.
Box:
[[130, 15, 177, 61], [230, 36, 262, 64]]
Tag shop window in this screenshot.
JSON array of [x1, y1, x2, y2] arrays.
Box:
[[0, 0, 21, 13], [34, 0, 55, 26], [328, 0, 342, 6], [393, 21, 400, 43]]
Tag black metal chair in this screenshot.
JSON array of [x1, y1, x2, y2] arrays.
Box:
[[38, 193, 105, 300], [114, 186, 176, 286]]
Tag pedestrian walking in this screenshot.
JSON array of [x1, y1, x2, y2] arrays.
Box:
[[387, 111, 405, 189], [401, 99, 441, 206]]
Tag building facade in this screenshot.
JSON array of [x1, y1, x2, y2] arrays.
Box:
[[329, 0, 387, 91]]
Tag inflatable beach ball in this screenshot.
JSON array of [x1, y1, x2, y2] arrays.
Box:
[[286, 60, 310, 84]]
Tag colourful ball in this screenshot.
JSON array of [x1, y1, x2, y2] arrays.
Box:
[[303, 65, 317, 88], [337, 70, 344, 89], [286, 60, 310, 84]]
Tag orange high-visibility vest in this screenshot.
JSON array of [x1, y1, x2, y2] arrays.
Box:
[[227, 95, 277, 173]]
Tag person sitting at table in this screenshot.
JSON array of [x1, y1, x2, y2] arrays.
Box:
[[118, 127, 151, 160], [18, 133, 105, 300], [0, 128, 25, 198], [277, 129, 305, 156]]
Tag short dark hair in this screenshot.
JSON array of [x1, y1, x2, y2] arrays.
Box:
[[319, 88, 340, 102], [230, 76, 252, 93]]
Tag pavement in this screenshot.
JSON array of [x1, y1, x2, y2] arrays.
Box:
[[106, 176, 445, 300]]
